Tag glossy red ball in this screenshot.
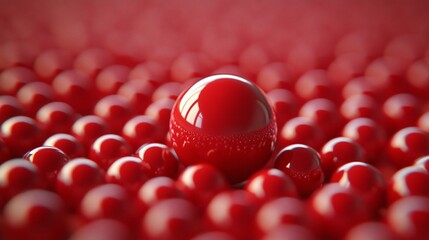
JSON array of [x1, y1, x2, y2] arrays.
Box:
[[106, 156, 147, 194], [89, 134, 133, 170], [135, 143, 179, 178], [23, 146, 69, 188], [279, 117, 325, 150], [274, 144, 324, 197], [56, 158, 105, 208], [388, 127, 429, 167], [169, 74, 277, 184], [245, 168, 298, 202], [386, 196, 429, 240], [330, 162, 386, 212], [137, 176, 182, 207], [387, 166, 429, 204], [43, 133, 85, 159]]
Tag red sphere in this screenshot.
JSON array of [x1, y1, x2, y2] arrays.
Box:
[[388, 127, 429, 168], [274, 144, 324, 197], [169, 74, 277, 184]]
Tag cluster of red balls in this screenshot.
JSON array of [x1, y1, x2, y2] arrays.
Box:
[[1, 1, 429, 240]]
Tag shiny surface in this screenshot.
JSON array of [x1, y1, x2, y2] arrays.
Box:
[[341, 118, 386, 162], [16, 81, 54, 116], [89, 134, 133, 170], [80, 184, 131, 222], [43, 133, 85, 159], [138, 176, 182, 207], [386, 196, 429, 240], [23, 146, 69, 187], [0, 66, 36, 95], [36, 102, 77, 135], [94, 95, 133, 134], [206, 190, 258, 239], [176, 74, 270, 134], [106, 156, 147, 193], [177, 164, 228, 207], [1, 116, 45, 157], [170, 74, 277, 184], [3, 189, 67, 240], [387, 166, 429, 204], [414, 155, 429, 171], [135, 143, 179, 178], [0, 159, 40, 204], [274, 144, 324, 197], [255, 197, 307, 234], [382, 93, 421, 132], [245, 168, 298, 201], [142, 198, 199, 240], [71, 115, 109, 148], [309, 183, 370, 239], [340, 94, 380, 121], [330, 162, 386, 212], [122, 115, 163, 150], [388, 127, 429, 167], [56, 158, 104, 208], [344, 222, 397, 240], [280, 117, 325, 150], [0, 96, 23, 124], [320, 137, 365, 179]]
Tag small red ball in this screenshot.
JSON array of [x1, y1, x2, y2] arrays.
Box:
[[169, 74, 277, 184]]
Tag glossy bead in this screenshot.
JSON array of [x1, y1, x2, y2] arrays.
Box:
[[255, 197, 308, 235], [327, 53, 367, 87], [142, 198, 199, 240], [135, 143, 179, 178], [80, 184, 132, 222], [0, 159, 40, 205], [320, 137, 365, 179], [94, 95, 133, 134], [386, 196, 429, 240], [330, 162, 386, 212], [89, 134, 132, 170], [117, 81, 153, 114], [365, 57, 408, 96], [73, 48, 114, 78], [128, 61, 167, 87], [245, 168, 298, 202], [382, 93, 421, 132], [344, 222, 398, 240], [279, 117, 325, 151], [95, 65, 130, 96], [0, 66, 36, 95], [122, 115, 163, 150], [71, 115, 109, 149], [341, 77, 377, 100], [340, 94, 381, 121], [0, 96, 23, 124], [274, 144, 324, 197], [206, 190, 258, 239], [152, 82, 184, 101], [33, 49, 72, 81], [43, 133, 85, 159], [308, 183, 370, 239], [1, 116, 45, 157], [299, 98, 343, 139], [69, 219, 131, 240], [341, 118, 387, 162], [256, 62, 294, 92], [36, 102, 78, 136], [16, 81, 54, 116], [238, 45, 270, 77], [145, 98, 176, 132], [56, 158, 104, 208], [176, 164, 228, 207], [52, 69, 94, 115], [414, 155, 429, 171], [169, 74, 277, 184], [23, 146, 69, 188], [106, 156, 147, 194], [137, 176, 182, 207], [170, 52, 212, 82], [388, 127, 429, 167], [294, 69, 336, 102], [387, 166, 429, 204], [266, 89, 299, 128], [3, 189, 67, 240]]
